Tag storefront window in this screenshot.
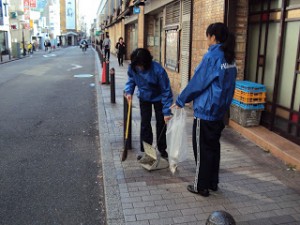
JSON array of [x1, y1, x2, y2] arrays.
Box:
[[0, 31, 7, 53]]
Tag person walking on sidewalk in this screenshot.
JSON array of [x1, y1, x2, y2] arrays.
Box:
[[103, 33, 111, 60], [173, 23, 237, 197], [124, 48, 173, 159], [115, 37, 126, 66]]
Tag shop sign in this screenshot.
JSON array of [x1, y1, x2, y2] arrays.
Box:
[[133, 6, 140, 14], [0, 0, 3, 25]]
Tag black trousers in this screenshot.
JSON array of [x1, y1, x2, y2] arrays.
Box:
[[139, 100, 167, 157], [117, 53, 124, 65], [104, 49, 110, 60], [192, 118, 225, 190]]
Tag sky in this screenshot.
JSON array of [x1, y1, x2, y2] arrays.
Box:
[[79, 0, 98, 25]]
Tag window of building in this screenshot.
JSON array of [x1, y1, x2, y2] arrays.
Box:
[[165, 29, 179, 71], [164, 0, 180, 72]]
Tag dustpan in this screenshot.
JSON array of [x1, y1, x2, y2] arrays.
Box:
[[139, 141, 169, 171]]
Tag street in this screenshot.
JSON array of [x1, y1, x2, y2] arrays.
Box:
[[0, 47, 106, 225]]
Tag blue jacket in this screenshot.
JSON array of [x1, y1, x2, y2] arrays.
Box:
[[124, 61, 173, 116], [176, 44, 237, 121]]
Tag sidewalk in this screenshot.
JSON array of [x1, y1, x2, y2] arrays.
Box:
[[0, 53, 20, 64], [100, 52, 300, 224]]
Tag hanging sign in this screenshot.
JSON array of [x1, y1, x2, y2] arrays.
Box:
[[133, 6, 140, 14]]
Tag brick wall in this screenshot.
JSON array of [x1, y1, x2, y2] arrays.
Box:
[[60, 0, 66, 31], [191, 0, 225, 75], [191, 0, 248, 80], [234, 0, 248, 80]]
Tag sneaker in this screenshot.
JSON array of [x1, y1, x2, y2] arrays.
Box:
[[187, 184, 209, 197]]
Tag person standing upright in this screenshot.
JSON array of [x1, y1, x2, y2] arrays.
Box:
[[115, 37, 126, 66], [103, 33, 111, 60], [173, 22, 237, 197]]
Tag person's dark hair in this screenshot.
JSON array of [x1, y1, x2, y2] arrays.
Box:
[[130, 48, 153, 73], [206, 22, 235, 64], [119, 37, 123, 41], [106, 33, 109, 38]]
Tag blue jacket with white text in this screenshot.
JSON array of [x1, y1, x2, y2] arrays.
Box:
[[124, 61, 173, 116], [176, 44, 237, 121]]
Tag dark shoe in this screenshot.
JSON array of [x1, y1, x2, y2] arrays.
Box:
[[160, 151, 168, 159], [187, 184, 209, 197], [209, 183, 218, 192], [137, 155, 143, 161]]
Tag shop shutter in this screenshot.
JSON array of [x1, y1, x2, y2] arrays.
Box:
[[166, 1, 180, 25], [180, 0, 191, 90]]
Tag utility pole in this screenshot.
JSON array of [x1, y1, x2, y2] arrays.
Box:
[[22, 28, 26, 56]]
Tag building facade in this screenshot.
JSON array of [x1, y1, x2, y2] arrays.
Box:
[[0, 0, 10, 55], [60, 0, 80, 46], [99, 0, 300, 146]]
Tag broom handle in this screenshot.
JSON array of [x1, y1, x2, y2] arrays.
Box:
[[125, 100, 132, 139]]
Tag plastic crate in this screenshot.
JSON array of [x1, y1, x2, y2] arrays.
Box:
[[234, 89, 266, 98], [230, 105, 262, 127], [231, 99, 265, 110], [233, 95, 266, 104], [235, 81, 266, 93]]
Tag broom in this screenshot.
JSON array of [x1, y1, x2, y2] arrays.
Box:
[[122, 100, 132, 161]]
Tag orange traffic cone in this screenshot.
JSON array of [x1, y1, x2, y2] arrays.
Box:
[[101, 61, 106, 84]]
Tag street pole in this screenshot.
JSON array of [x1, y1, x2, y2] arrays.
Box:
[[22, 29, 26, 56]]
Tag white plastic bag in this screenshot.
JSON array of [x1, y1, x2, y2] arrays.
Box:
[[166, 108, 188, 174]]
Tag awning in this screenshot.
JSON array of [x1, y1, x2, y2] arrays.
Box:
[[64, 31, 78, 36]]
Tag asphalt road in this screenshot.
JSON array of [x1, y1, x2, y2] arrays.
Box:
[[0, 47, 106, 225]]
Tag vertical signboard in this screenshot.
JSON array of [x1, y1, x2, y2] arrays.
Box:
[[24, 0, 30, 20], [0, 0, 3, 26], [66, 0, 75, 29], [30, 0, 37, 8]]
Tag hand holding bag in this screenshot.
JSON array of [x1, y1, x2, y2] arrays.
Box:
[[166, 108, 188, 174]]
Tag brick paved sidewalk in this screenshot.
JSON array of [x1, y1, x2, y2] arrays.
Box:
[[94, 52, 300, 225]]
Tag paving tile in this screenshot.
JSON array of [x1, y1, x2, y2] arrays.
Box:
[[158, 210, 182, 218], [136, 212, 159, 220], [172, 215, 197, 224], [133, 201, 155, 208], [148, 218, 174, 225]]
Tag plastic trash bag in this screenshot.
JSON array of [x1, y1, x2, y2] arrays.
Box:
[[166, 108, 188, 174]]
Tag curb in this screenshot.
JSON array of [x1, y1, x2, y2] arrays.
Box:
[[94, 48, 126, 225]]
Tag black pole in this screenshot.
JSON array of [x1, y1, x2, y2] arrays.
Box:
[[22, 29, 26, 56], [123, 93, 132, 149], [105, 60, 110, 84], [110, 68, 116, 103]]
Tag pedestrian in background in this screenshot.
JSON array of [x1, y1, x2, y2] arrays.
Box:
[[173, 22, 237, 197], [124, 48, 173, 160], [44, 40, 48, 52], [115, 37, 126, 66], [27, 42, 33, 56], [103, 34, 111, 60], [99, 39, 103, 50]]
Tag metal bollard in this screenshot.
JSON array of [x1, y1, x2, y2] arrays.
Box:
[[206, 211, 236, 225], [124, 93, 132, 150], [110, 68, 116, 103], [105, 60, 110, 84]]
